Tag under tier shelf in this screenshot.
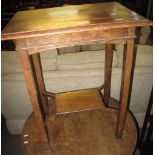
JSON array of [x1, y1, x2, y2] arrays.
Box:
[[55, 88, 104, 114]]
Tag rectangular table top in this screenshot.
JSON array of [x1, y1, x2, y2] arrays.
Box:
[[2, 2, 152, 40]]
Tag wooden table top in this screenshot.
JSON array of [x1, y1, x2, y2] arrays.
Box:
[[2, 2, 152, 40]]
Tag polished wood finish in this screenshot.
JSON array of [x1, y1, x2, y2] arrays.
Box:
[[1, 2, 152, 153], [22, 107, 137, 155], [1, 2, 151, 40], [56, 89, 104, 114], [104, 44, 113, 106]]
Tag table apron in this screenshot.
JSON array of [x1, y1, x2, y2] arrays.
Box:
[[15, 28, 136, 54]]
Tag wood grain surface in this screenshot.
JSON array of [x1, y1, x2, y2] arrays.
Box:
[[2, 2, 152, 40], [22, 107, 137, 155], [56, 89, 104, 113]]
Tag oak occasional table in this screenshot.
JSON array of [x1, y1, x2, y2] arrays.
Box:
[[2, 2, 152, 155]]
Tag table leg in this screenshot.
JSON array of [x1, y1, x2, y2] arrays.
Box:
[[116, 38, 135, 137], [18, 50, 50, 150], [104, 43, 113, 106], [31, 53, 49, 114]]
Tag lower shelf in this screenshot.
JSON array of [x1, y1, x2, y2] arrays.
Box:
[[55, 88, 104, 114], [22, 107, 137, 155]]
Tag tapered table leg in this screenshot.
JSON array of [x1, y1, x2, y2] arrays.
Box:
[[116, 32, 135, 137], [104, 43, 113, 106], [18, 50, 50, 150], [31, 53, 49, 114]]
